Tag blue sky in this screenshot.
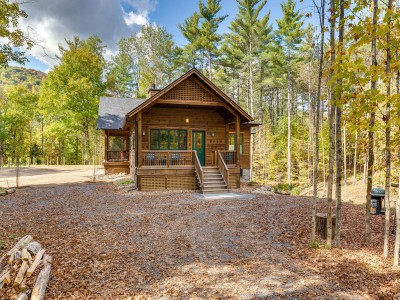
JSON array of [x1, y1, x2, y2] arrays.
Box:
[[12, 0, 318, 72]]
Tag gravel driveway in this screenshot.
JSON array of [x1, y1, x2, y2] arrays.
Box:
[[0, 183, 384, 299], [0, 165, 102, 188]]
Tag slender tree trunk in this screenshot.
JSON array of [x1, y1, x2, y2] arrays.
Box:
[[311, 0, 325, 244], [383, 0, 393, 259], [334, 0, 345, 248], [343, 125, 347, 184], [288, 78, 292, 186], [207, 50, 212, 81], [365, 0, 378, 244], [353, 130, 358, 183], [394, 48, 400, 266], [327, 0, 336, 248], [322, 105, 326, 190], [308, 59, 313, 186]]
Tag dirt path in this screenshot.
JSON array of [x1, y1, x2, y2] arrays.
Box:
[[0, 183, 396, 299], [0, 165, 103, 188]]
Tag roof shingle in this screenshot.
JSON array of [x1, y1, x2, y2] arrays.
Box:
[[97, 97, 146, 130]]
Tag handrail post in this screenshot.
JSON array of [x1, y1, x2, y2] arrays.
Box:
[[167, 151, 170, 168]]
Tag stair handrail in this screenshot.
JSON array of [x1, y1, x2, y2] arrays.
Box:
[[216, 150, 230, 189], [192, 150, 203, 191]]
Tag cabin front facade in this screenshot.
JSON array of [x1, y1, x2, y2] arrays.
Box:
[[97, 69, 257, 192]]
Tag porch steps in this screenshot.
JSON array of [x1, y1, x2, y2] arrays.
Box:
[[201, 166, 228, 193]]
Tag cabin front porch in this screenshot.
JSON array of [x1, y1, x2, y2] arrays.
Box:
[[103, 129, 131, 175], [136, 150, 240, 192]]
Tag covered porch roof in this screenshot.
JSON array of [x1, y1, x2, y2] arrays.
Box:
[[126, 68, 254, 124]]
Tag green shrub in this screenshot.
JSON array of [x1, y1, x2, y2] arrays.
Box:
[[247, 181, 257, 186], [116, 179, 134, 185], [274, 183, 300, 195], [290, 187, 300, 196], [310, 241, 319, 249]]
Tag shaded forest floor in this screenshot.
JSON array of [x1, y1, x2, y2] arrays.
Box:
[[301, 178, 399, 206], [0, 183, 399, 299]]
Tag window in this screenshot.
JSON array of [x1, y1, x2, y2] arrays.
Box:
[[109, 136, 127, 151], [150, 129, 187, 150], [228, 133, 244, 155]]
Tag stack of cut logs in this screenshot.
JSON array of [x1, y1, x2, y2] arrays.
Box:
[[0, 236, 51, 300]]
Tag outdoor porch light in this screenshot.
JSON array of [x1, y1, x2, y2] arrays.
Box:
[[185, 118, 190, 123], [142, 130, 146, 136], [210, 131, 215, 137]]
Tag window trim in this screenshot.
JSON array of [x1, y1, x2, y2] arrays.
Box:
[[228, 133, 244, 155], [150, 129, 188, 150]]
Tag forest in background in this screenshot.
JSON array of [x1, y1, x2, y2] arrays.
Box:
[[0, 0, 393, 187], [1, 0, 328, 180], [1, 0, 400, 234]]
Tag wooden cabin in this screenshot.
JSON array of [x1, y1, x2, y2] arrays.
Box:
[[97, 68, 258, 192]]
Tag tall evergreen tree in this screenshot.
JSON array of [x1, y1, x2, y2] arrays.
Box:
[[226, 0, 271, 117], [178, 12, 202, 69], [198, 0, 227, 79], [275, 0, 305, 186]]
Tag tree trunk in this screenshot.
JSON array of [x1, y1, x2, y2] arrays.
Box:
[[383, 0, 392, 259], [353, 130, 358, 183], [365, 0, 378, 244], [327, 0, 336, 249], [333, 0, 345, 248], [308, 59, 313, 185], [394, 39, 400, 267], [287, 72, 292, 186], [311, 0, 325, 244], [343, 125, 347, 185]]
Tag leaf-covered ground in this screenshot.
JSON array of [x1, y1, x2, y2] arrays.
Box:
[[0, 183, 399, 299]]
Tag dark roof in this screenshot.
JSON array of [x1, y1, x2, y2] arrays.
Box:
[[97, 97, 146, 130]]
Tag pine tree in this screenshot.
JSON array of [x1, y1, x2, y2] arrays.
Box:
[[198, 0, 228, 79], [275, 0, 305, 186], [178, 12, 202, 69], [226, 0, 271, 117]]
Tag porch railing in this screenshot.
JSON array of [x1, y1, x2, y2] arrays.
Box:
[[219, 150, 237, 166], [142, 150, 193, 167], [193, 150, 203, 191], [216, 150, 229, 189], [107, 150, 129, 162]]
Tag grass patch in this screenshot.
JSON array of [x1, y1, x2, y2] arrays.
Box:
[[247, 181, 258, 186], [9, 231, 29, 240], [273, 183, 301, 196], [310, 241, 319, 249], [116, 179, 134, 185]]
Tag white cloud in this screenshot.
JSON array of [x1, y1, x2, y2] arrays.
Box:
[[123, 11, 149, 26], [16, 0, 157, 69], [123, 0, 158, 14]]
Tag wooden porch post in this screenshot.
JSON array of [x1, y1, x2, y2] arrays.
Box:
[[235, 115, 240, 167], [137, 112, 142, 167], [105, 130, 109, 162], [225, 123, 229, 150]]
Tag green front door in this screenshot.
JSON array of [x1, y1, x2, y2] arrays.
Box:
[[192, 130, 205, 166]]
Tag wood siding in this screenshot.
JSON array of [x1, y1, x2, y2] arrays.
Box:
[[141, 107, 227, 166], [159, 76, 221, 103]]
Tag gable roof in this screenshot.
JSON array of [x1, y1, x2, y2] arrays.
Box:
[[126, 68, 253, 122], [97, 97, 146, 130]]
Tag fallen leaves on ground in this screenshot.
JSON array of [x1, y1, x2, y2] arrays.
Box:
[[0, 182, 399, 299]]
